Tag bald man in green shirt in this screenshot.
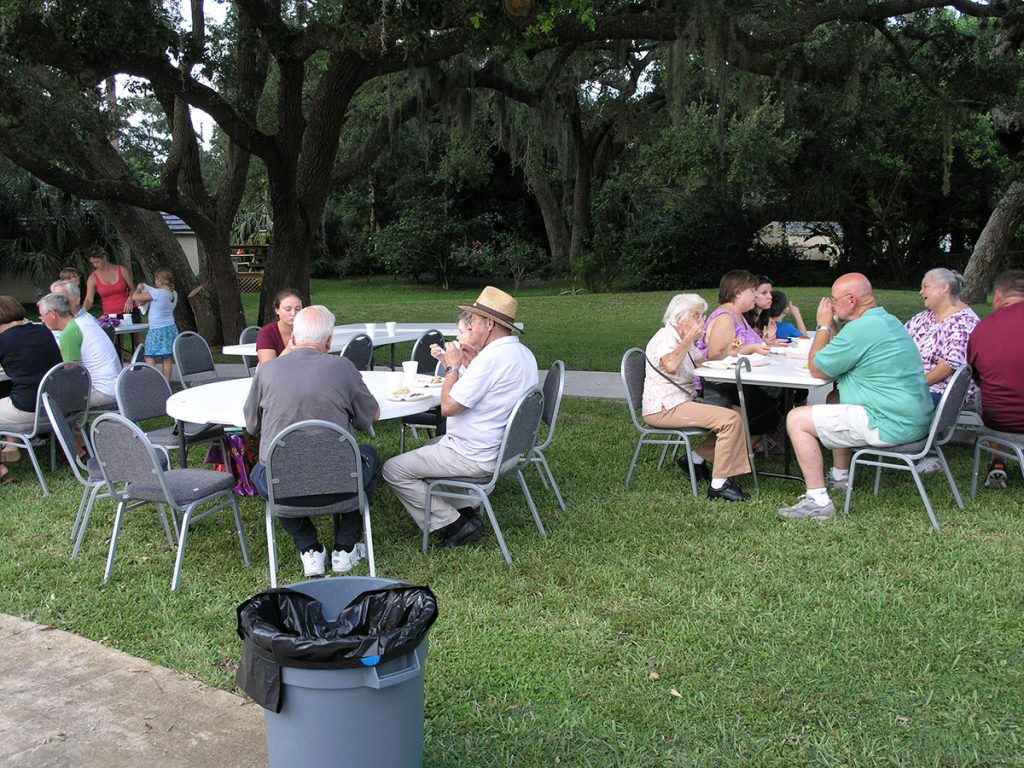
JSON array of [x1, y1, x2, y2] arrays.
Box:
[[778, 273, 933, 520]]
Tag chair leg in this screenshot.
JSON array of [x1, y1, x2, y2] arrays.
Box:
[[535, 453, 566, 511], [421, 490, 434, 553], [625, 441, 644, 488], [935, 448, 964, 509], [71, 484, 104, 559], [170, 508, 192, 591], [908, 467, 941, 532], [399, 423, 406, 453], [656, 443, 670, 469], [231, 496, 250, 565], [873, 465, 883, 497], [843, 456, 858, 516], [70, 486, 90, 542], [266, 508, 278, 589], [21, 441, 50, 496], [518, 469, 546, 537], [480, 495, 513, 566], [156, 503, 177, 546], [362, 500, 376, 578], [970, 439, 985, 497], [103, 501, 127, 583]]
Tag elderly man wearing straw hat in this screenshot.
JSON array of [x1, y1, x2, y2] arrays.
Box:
[[383, 286, 538, 547]]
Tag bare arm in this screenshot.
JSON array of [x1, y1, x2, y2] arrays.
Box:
[[83, 273, 97, 311], [926, 360, 955, 386], [789, 304, 808, 335], [257, 349, 278, 364], [706, 313, 768, 359], [807, 298, 836, 380]]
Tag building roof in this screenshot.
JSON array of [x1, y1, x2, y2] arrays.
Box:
[[160, 212, 193, 234]]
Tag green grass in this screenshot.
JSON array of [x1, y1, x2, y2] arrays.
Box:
[[240, 278, 989, 372], [2, 283, 1020, 766]]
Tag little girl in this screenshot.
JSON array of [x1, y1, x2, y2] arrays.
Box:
[[766, 290, 808, 341], [130, 268, 179, 381]]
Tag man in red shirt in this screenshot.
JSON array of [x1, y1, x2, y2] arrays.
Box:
[[966, 269, 1024, 489]]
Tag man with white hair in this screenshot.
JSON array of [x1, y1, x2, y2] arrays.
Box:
[[383, 286, 538, 548], [50, 279, 90, 320], [37, 292, 120, 408], [244, 305, 381, 577]]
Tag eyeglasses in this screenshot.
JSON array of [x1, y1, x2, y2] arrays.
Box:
[[830, 293, 852, 304]]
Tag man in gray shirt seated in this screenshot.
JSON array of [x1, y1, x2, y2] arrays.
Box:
[[244, 305, 381, 577]]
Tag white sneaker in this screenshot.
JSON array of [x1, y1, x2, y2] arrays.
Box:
[[300, 547, 326, 578], [778, 494, 835, 520], [331, 543, 366, 573], [914, 456, 943, 474], [826, 475, 848, 491]]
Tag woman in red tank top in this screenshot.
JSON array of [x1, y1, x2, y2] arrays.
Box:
[[84, 249, 134, 316]]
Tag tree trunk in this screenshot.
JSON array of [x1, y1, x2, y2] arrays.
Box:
[[568, 147, 593, 265], [258, 184, 314, 323], [962, 180, 1024, 304], [527, 169, 571, 273]]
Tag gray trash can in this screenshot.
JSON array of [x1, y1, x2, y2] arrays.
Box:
[[260, 576, 431, 768]]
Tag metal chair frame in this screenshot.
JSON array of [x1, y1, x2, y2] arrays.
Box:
[[421, 388, 546, 566], [90, 412, 249, 591], [340, 333, 374, 371], [842, 364, 973, 532], [239, 325, 261, 377], [527, 359, 567, 511], [264, 419, 375, 587], [970, 426, 1024, 497], [173, 330, 231, 389], [620, 348, 705, 496]]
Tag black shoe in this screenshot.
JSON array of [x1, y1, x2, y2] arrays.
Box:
[[678, 457, 711, 483], [707, 479, 750, 502], [443, 515, 485, 548]]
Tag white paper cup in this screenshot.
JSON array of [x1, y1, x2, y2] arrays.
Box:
[[121, 314, 132, 324], [793, 338, 812, 356], [402, 360, 419, 387], [386, 321, 397, 336], [387, 371, 404, 392], [364, 322, 377, 336]]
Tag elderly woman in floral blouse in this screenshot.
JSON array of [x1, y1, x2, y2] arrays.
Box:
[[904, 268, 979, 407]]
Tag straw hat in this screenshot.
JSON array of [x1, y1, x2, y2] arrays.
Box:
[[459, 286, 521, 333]]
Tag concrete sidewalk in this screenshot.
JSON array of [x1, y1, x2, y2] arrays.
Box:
[[0, 615, 266, 767]]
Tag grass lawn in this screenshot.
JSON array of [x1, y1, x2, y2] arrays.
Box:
[[2, 283, 1020, 766]]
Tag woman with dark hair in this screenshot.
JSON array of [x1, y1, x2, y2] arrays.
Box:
[[701, 270, 780, 437], [744, 274, 775, 338], [0, 296, 63, 483], [257, 289, 304, 364]]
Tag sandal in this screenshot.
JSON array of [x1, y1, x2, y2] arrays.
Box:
[[0, 464, 14, 486]]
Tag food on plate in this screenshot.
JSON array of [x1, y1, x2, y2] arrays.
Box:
[[406, 391, 428, 400], [431, 376, 443, 384], [391, 386, 410, 396]]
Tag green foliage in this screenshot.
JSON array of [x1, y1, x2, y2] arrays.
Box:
[[371, 195, 472, 289]]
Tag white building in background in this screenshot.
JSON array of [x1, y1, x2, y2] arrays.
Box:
[[757, 221, 842, 265], [160, 212, 200, 275]]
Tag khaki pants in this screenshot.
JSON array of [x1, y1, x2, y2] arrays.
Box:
[[645, 401, 751, 478]]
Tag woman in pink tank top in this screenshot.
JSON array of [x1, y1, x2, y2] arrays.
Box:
[[84, 249, 133, 316]]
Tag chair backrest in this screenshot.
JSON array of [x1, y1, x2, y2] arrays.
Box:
[[928, 364, 974, 448], [341, 334, 374, 371], [91, 412, 166, 490], [620, 348, 647, 430], [495, 388, 545, 479], [42, 392, 91, 485], [130, 343, 146, 366], [116, 362, 172, 423], [173, 331, 217, 388], [240, 325, 260, 376], [411, 329, 445, 374], [264, 419, 363, 504], [537, 359, 565, 450], [40, 361, 92, 424]]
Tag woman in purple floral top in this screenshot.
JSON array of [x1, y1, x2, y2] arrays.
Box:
[[904, 268, 979, 406]]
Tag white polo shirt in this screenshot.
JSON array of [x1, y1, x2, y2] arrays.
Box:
[[443, 335, 538, 463]]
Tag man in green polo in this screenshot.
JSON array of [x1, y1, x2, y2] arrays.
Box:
[[779, 273, 933, 520]]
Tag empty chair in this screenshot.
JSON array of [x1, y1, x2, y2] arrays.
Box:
[[115, 362, 226, 468], [90, 413, 250, 591], [620, 348, 705, 496], [173, 331, 236, 389], [523, 360, 567, 511], [400, 329, 446, 451], [42, 392, 114, 559], [239, 325, 260, 377], [263, 419, 376, 587], [340, 333, 374, 371], [843, 364, 973, 531], [1, 361, 92, 495], [421, 388, 546, 566]]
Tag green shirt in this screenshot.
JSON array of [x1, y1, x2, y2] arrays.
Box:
[[814, 307, 933, 444], [58, 317, 84, 361]]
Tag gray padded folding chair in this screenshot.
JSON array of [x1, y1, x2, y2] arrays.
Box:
[[43, 392, 116, 559], [0, 361, 92, 495], [115, 362, 226, 468], [90, 413, 250, 591], [129, 343, 147, 366], [843, 364, 973, 532], [173, 330, 236, 388], [239, 325, 261, 377], [400, 329, 445, 452], [421, 388, 546, 566], [526, 359, 567, 511], [340, 333, 374, 371], [620, 348, 705, 496], [264, 420, 376, 587], [970, 427, 1024, 496]]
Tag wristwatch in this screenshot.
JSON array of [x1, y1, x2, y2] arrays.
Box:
[[815, 324, 834, 334], [444, 366, 457, 376]]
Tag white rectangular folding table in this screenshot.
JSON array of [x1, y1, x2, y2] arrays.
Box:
[[693, 352, 831, 484]]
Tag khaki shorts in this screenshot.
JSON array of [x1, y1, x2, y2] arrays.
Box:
[[811, 404, 895, 449], [0, 397, 36, 432]]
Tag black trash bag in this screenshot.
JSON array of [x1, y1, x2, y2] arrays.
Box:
[[236, 585, 438, 712]]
